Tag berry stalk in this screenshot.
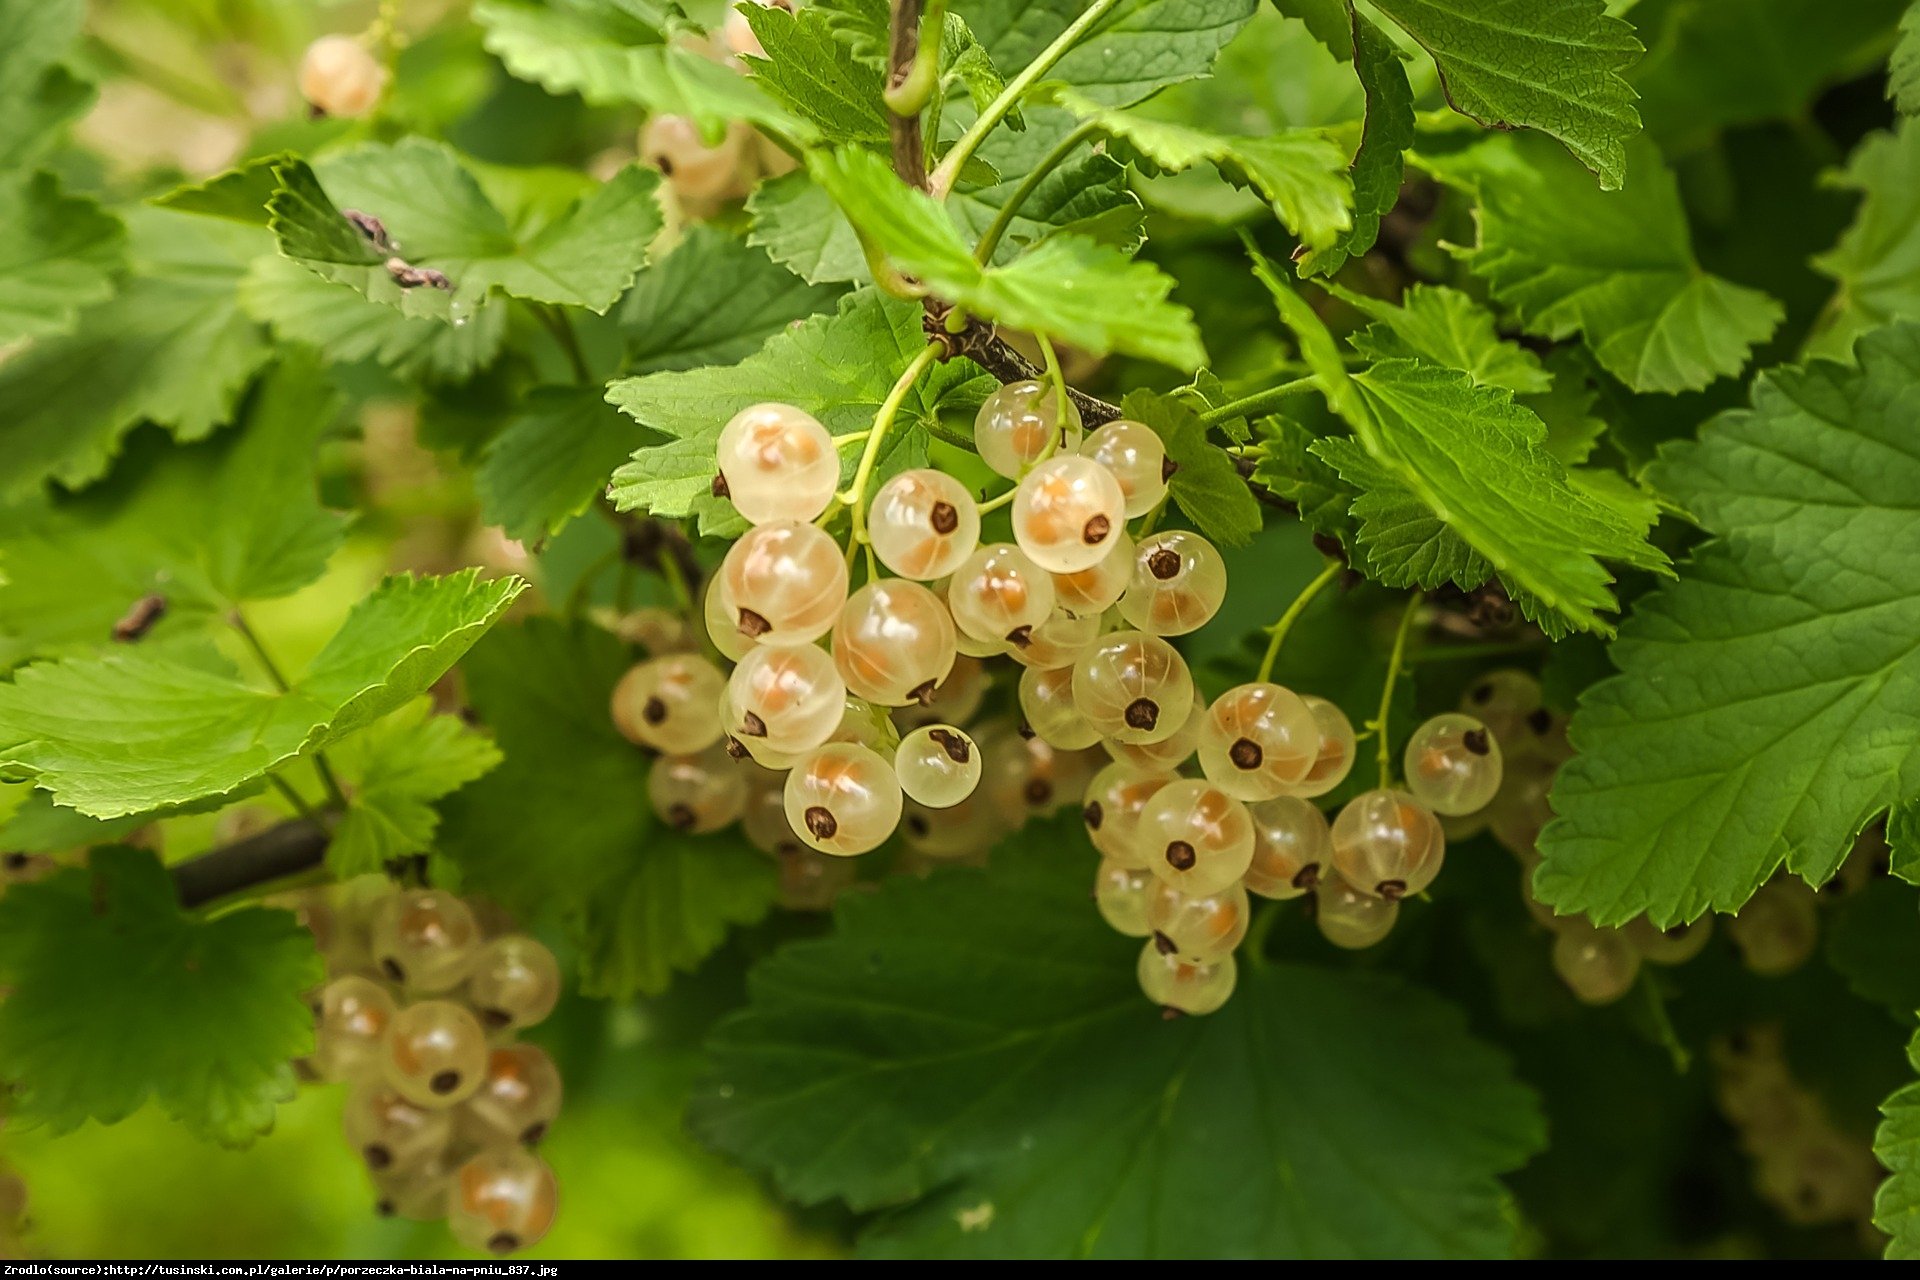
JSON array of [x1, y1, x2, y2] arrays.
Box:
[[1255, 560, 1344, 685], [1372, 595, 1424, 789], [842, 342, 944, 550]]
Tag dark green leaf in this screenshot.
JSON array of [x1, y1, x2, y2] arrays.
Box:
[[955, 0, 1260, 108], [0, 172, 124, 345], [1296, 9, 1416, 277], [741, 4, 890, 146], [329, 699, 502, 877], [1120, 389, 1262, 546]]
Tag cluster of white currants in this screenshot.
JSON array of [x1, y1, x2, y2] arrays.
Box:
[[287, 883, 562, 1255], [638, 3, 798, 207]]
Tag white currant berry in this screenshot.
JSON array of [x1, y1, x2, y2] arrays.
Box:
[[894, 725, 980, 808], [974, 379, 1081, 478], [1727, 880, 1819, 977], [1551, 921, 1640, 1005], [1052, 528, 1133, 618], [371, 1155, 456, 1222], [1623, 914, 1714, 966], [648, 742, 748, 833], [640, 114, 747, 200], [1094, 860, 1156, 936], [741, 771, 805, 858], [1486, 753, 1558, 856], [868, 469, 981, 581], [611, 653, 727, 753], [1011, 454, 1126, 574], [892, 654, 988, 732], [1082, 418, 1171, 517], [381, 1000, 490, 1108], [465, 935, 561, 1033], [1117, 531, 1226, 636], [1018, 663, 1102, 750], [1280, 696, 1357, 798], [946, 543, 1056, 649], [785, 742, 902, 856], [1404, 713, 1504, 816], [1313, 872, 1399, 949], [299, 35, 388, 118], [312, 975, 396, 1083], [719, 520, 848, 646], [1102, 692, 1204, 771], [1140, 780, 1256, 897], [449, 1147, 559, 1256], [1010, 607, 1102, 671], [831, 579, 957, 706], [727, 642, 846, 755], [714, 402, 838, 525], [775, 845, 862, 909], [979, 723, 1100, 822], [458, 1044, 563, 1149], [1330, 789, 1445, 900], [1136, 943, 1236, 1015], [607, 605, 695, 654], [900, 791, 1009, 859], [722, 6, 767, 60], [344, 1080, 454, 1174], [1071, 630, 1194, 744], [1458, 669, 1543, 751], [1197, 681, 1320, 801], [702, 579, 753, 662], [1245, 795, 1332, 900], [371, 890, 482, 993], [1146, 879, 1250, 961], [1081, 761, 1175, 867]]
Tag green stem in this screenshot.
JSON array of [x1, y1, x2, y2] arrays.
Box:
[[230, 609, 351, 811], [567, 547, 620, 619], [927, 0, 1125, 197], [656, 540, 695, 613], [1200, 377, 1318, 426], [1134, 490, 1171, 538], [1243, 900, 1284, 968], [885, 0, 946, 116], [535, 304, 591, 384], [972, 119, 1101, 264], [844, 343, 944, 546], [267, 774, 318, 823], [1255, 560, 1343, 684], [1373, 595, 1423, 789], [977, 484, 1018, 514]]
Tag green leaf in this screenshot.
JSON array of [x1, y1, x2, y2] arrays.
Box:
[[691, 813, 1543, 1257], [940, 10, 1016, 119], [1897, 2, 1920, 114], [269, 142, 664, 319], [1296, 9, 1415, 277], [747, 171, 869, 284], [0, 0, 88, 168], [1825, 879, 1920, 1018], [0, 358, 348, 664], [0, 208, 270, 496], [950, 107, 1144, 266], [1367, 0, 1642, 190], [1811, 118, 1920, 361], [808, 148, 1203, 367], [0, 845, 322, 1143], [151, 155, 287, 226], [1894, 799, 1920, 885], [609, 289, 993, 532], [1877, 1028, 1920, 1256], [1250, 413, 1359, 544], [476, 385, 649, 544], [1536, 325, 1920, 926], [438, 619, 776, 996], [740, 4, 889, 146], [956, 0, 1260, 108], [0, 173, 124, 346], [1119, 390, 1262, 546], [328, 699, 502, 878], [1424, 133, 1783, 394], [1331, 282, 1551, 394], [0, 571, 523, 818], [1271, 0, 1354, 58]]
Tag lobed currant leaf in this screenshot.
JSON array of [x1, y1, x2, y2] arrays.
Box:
[[0, 0, 89, 169], [328, 699, 503, 878], [955, 0, 1259, 108], [1119, 389, 1262, 547], [1810, 118, 1920, 361], [0, 172, 124, 346], [1877, 1028, 1920, 1256], [1294, 9, 1415, 277], [1898, 2, 1920, 114], [739, 4, 890, 147]]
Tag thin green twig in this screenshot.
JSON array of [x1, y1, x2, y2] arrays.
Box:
[[230, 609, 350, 811], [972, 119, 1101, 264], [1373, 595, 1424, 789], [843, 342, 943, 548], [1256, 560, 1343, 684], [1200, 378, 1318, 426]]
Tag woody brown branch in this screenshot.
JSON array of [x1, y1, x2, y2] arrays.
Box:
[[888, 1, 928, 189]]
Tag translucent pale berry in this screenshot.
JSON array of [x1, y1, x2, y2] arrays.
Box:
[[648, 742, 748, 833], [1197, 681, 1319, 801], [1010, 608, 1102, 671], [372, 1156, 455, 1222], [312, 975, 396, 1082], [894, 725, 981, 808], [946, 543, 1056, 648], [1011, 455, 1126, 574], [719, 520, 848, 646], [1103, 693, 1204, 771], [1458, 669, 1543, 751], [1136, 943, 1237, 1015], [1117, 531, 1226, 636], [892, 654, 988, 732], [1095, 860, 1156, 936], [1313, 872, 1399, 949], [1624, 914, 1714, 966], [1081, 761, 1176, 868], [868, 469, 981, 581], [464, 935, 561, 1033], [610, 653, 727, 753], [299, 35, 388, 118], [1485, 754, 1558, 856], [458, 1044, 563, 1149], [1082, 418, 1170, 518], [714, 402, 838, 525], [1330, 789, 1445, 900], [785, 742, 902, 856], [1726, 880, 1819, 977], [449, 1147, 559, 1255], [979, 723, 1100, 822], [1072, 631, 1194, 744], [1551, 921, 1640, 1005], [722, 6, 768, 62], [727, 643, 846, 754], [702, 580, 753, 662], [607, 605, 695, 654], [741, 771, 805, 858], [371, 890, 482, 992], [974, 379, 1081, 479], [1245, 795, 1332, 900], [640, 114, 746, 199], [832, 580, 957, 706], [1052, 528, 1133, 618], [776, 845, 862, 909], [1018, 664, 1101, 749], [1140, 780, 1256, 897], [1281, 696, 1357, 799], [1404, 713, 1504, 816], [381, 1000, 489, 1108], [344, 1080, 454, 1174], [900, 791, 1009, 859], [1146, 880, 1249, 960]]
